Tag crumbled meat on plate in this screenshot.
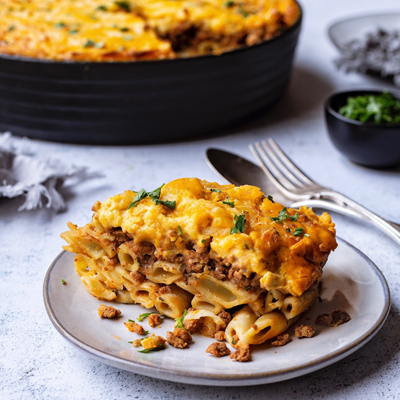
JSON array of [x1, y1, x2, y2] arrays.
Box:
[[217, 310, 232, 326], [148, 313, 162, 327], [315, 308, 351, 327], [271, 333, 291, 347], [214, 331, 225, 341], [97, 304, 121, 319], [295, 325, 315, 338], [230, 346, 251, 362], [206, 342, 231, 357], [124, 321, 146, 334], [183, 317, 203, 333], [166, 328, 192, 348]]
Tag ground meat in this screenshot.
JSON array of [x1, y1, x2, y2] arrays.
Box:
[[227, 266, 261, 292], [184, 250, 210, 274], [97, 304, 121, 319], [129, 271, 146, 286], [158, 286, 172, 295], [217, 310, 232, 326], [231, 335, 239, 346], [210, 259, 228, 280], [108, 227, 132, 244], [128, 241, 155, 256], [271, 333, 291, 347], [315, 309, 351, 327], [124, 321, 146, 334], [214, 331, 225, 341], [295, 325, 315, 338], [148, 313, 162, 328], [166, 328, 192, 349], [183, 317, 204, 333], [206, 342, 231, 357], [193, 237, 211, 253], [230, 347, 251, 362]]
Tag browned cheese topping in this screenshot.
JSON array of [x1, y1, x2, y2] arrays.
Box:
[[97, 304, 121, 319]]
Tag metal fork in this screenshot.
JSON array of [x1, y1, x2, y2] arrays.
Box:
[[249, 138, 400, 245]]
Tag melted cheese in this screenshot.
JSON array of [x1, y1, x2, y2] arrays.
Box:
[[97, 178, 337, 296], [0, 0, 300, 61]]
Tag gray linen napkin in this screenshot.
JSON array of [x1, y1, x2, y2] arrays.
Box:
[[0, 132, 103, 211]]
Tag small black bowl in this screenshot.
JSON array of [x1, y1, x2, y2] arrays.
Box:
[[324, 90, 400, 168]]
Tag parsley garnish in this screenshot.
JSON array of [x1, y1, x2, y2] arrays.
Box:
[[224, 0, 235, 7], [230, 214, 246, 234], [61, 279, 66, 285], [271, 208, 299, 224], [115, 1, 131, 12], [153, 199, 176, 210], [223, 200, 235, 207], [238, 9, 249, 17], [128, 319, 135, 323], [178, 225, 182, 235], [293, 227, 305, 237], [83, 39, 96, 48], [54, 22, 66, 29], [267, 195, 275, 203], [148, 184, 165, 200], [292, 212, 299, 221], [120, 27, 130, 32], [137, 312, 160, 322], [7, 25, 15, 32], [175, 309, 188, 329], [210, 188, 222, 193], [201, 239, 206, 243], [274, 228, 280, 236], [95, 5, 108, 11], [339, 92, 400, 124], [69, 29, 79, 35], [123, 36, 132, 41], [286, 228, 291, 233], [304, 233, 310, 238], [138, 343, 166, 353], [128, 341, 133, 343], [128, 188, 148, 209], [143, 330, 149, 335], [231, 338, 236, 344]]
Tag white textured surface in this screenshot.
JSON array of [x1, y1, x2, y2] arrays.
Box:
[[1, 0, 400, 398]]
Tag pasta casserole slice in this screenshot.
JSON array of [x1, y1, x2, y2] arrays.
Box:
[[61, 178, 337, 349]]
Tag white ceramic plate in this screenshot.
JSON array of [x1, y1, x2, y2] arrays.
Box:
[[328, 13, 400, 53], [44, 237, 390, 386]]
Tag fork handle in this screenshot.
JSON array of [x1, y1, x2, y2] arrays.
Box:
[[320, 190, 400, 245]]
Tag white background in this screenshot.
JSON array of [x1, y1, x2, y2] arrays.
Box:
[[1, 0, 400, 398]]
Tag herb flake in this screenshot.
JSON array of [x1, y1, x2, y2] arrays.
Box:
[[210, 188, 222, 193], [230, 214, 246, 234], [137, 312, 160, 322], [267, 195, 275, 203], [138, 343, 166, 353], [223, 200, 235, 207], [175, 309, 188, 329], [115, 1, 131, 12]]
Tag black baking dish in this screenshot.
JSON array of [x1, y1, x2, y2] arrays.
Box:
[[0, 8, 302, 145]]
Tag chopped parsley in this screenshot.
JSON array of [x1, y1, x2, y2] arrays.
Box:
[[137, 312, 160, 322], [286, 228, 291, 233], [231, 337, 236, 344], [115, 1, 131, 12], [123, 36, 132, 41], [230, 214, 246, 234], [223, 200, 235, 207], [69, 29, 79, 35], [201, 239, 206, 243], [270, 207, 299, 224], [175, 309, 188, 329], [138, 343, 166, 353], [54, 22, 66, 29], [148, 184, 165, 200], [128, 341, 133, 344], [267, 195, 275, 203], [128, 188, 148, 209], [61, 279, 66, 285], [120, 27, 130, 32], [274, 228, 280, 236], [224, 0, 235, 7], [339, 92, 400, 124], [304, 233, 310, 238], [128, 319, 135, 323], [238, 9, 249, 17], [95, 5, 108, 11], [7, 25, 15, 32], [83, 39, 96, 48], [153, 199, 176, 210], [210, 188, 222, 193], [178, 225, 182, 235], [293, 227, 305, 237]]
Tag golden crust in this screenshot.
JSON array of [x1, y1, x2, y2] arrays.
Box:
[[0, 0, 300, 61], [95, 178, 337, 296]]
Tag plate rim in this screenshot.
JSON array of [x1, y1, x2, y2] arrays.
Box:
[[327, 11, 400, 52], [43, 236, 390, 386]]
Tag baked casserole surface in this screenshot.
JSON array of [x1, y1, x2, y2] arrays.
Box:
[[0, 0, 300, 61]]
